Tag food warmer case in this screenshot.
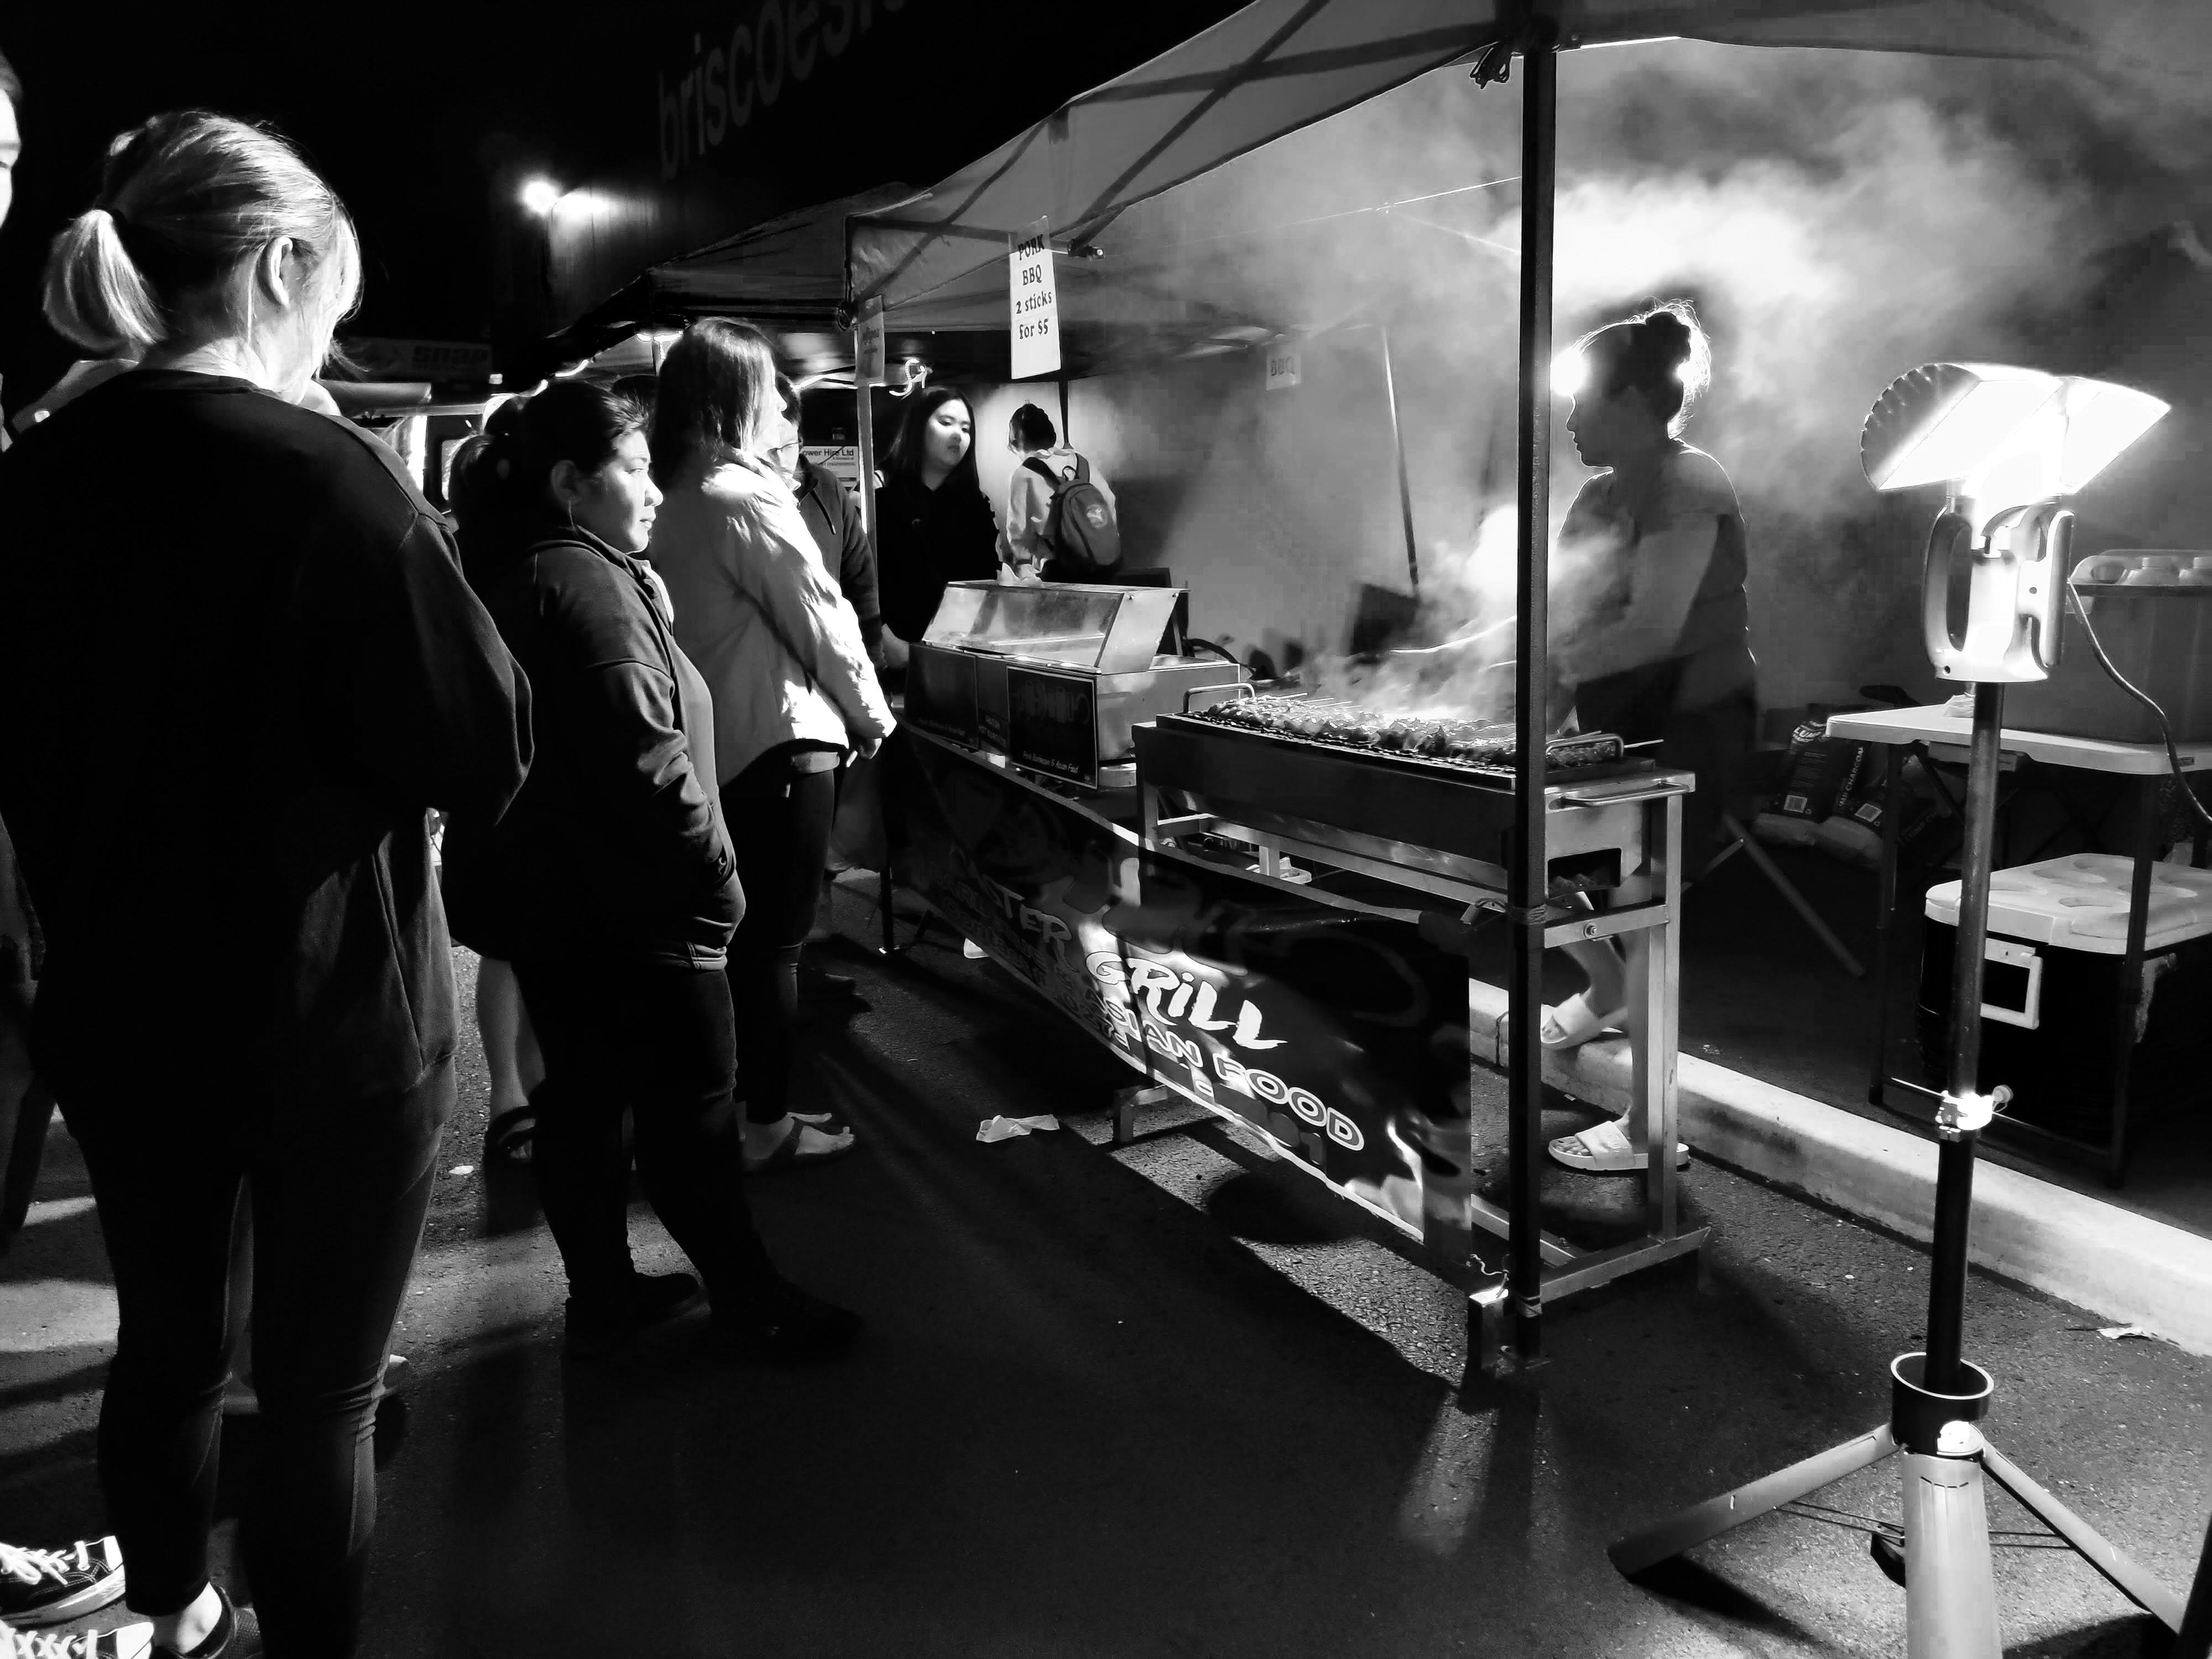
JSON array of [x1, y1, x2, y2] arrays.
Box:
[[905, 581, 1247, 790]]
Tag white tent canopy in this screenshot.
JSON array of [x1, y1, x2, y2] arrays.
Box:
[[848, 0, 2200, 331]]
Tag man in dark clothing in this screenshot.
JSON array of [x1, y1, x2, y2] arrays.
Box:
[[776, 375, 882, 664]]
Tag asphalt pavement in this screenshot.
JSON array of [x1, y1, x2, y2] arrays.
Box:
[[3, 878, 2209, 1657]]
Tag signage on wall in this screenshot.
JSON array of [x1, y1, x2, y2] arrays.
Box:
[[342, 338, 495, 381], [802, 445, 863, 495], [1265, 345, 1302, 391], [656, 0, 906, 181], [1009, 217, 1061, 380]]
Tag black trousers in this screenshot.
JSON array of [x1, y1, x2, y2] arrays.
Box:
[[721, 754, 838, 1125], [62, 1061, 450, 1654], [510, 956, 776, 1305]]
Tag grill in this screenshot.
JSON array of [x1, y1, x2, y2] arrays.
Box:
[[1137, 708, 1689, 900]]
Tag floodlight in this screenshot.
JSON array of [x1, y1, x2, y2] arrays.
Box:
[[519, 178, 562, 216], [1860, 363, 2167, 683]]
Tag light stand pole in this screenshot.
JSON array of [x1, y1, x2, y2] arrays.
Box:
[[1611, 361, 2182, 1651], [1610, 678, 2180, 1652]]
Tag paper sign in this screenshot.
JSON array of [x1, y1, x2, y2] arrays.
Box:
[[1010, 218, 1060, 380], [1265, 346, 1302, 391], [855, 300, 886, 387]]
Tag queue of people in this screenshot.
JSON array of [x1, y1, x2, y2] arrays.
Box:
[[0, 81, 1014, 1659]]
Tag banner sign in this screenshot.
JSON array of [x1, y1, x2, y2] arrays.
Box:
[[1009, 218, 1061, 380], [802, 444, 863, 495], [892, 733, 1473, 1253]]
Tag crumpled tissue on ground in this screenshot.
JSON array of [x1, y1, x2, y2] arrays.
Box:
[[977, 1114, 1061, 1143]]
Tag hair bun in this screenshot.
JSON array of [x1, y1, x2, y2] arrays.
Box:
[[1641, 307, 1694, 367]]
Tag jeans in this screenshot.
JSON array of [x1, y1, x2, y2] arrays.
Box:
[[510, 957, 776, 1306], [720, 753, 838, 1126], [62, 1062, 451, 1655]]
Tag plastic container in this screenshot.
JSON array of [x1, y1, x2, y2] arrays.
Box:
[[2004, 551, 2212, 743], [1916, 853, 2212, 1143]]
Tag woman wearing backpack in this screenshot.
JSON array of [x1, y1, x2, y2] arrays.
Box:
[[1001, 402, 1119, 582]]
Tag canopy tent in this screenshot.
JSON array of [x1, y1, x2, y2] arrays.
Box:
[[835, 0, 2208, 1358], [848, 0, 2198, 328]]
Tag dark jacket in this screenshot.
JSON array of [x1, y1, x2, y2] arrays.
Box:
[[441, 524, 740, 968], [791, 456, 881, 657], [875, 469, 1000, 641], [0, 371, 531, 1106]]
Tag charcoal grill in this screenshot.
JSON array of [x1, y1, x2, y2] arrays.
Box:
[[1134, 702, 1707, 1305]]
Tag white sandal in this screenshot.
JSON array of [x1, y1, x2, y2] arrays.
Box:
[[1547, 1117, 1689, 1174], [1540, 991, 1629, 1049]]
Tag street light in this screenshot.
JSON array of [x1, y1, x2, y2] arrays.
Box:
[[519, 177, 562, 216]]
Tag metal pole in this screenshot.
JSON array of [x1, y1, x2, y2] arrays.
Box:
[[854, 328, 880, 549], [1377, 325, 1421, 593], [1507, 31, 1558, 1358], [1925, 680, 2003, 1392]]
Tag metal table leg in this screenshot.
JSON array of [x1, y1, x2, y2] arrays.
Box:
[[1626, 794, 1683, 1238], [2105, 779, 2159, 1187], [1870, 747, 1905, 1105]]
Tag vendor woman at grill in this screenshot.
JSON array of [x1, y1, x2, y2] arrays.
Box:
[[1541, 304, 1754, 1090]]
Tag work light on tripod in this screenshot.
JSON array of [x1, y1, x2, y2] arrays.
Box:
[[1612, 365, 2175, 1658]]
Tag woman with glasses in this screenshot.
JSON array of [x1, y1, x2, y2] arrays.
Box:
[[648, 321, 893, 1172]]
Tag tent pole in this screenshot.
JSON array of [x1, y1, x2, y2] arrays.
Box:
[[854, 328, 880, 549], [1506, 27, 1558, 1361]]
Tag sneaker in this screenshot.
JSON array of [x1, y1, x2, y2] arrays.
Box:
[[708, 1280, 861, 1363], [563, 1271, 703, 1361], [0, 1537, 124, 1628], [9, 1621, 155, 1657]]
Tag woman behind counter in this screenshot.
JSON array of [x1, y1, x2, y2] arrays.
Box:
[[875, 384, 1000, 642], [1543, 304, 1757, 1167]]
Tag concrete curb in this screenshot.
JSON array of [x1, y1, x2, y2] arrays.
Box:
[[1466, 979, 2212, 1357]]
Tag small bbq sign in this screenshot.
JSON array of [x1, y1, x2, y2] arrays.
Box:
[[1009, 217, 1060, 380]]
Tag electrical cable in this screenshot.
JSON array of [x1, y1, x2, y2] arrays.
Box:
[[2064, 577, 2212, 838]]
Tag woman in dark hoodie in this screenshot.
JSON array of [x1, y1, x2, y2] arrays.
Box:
[[874, 384, 1001, 642], [443, 382, 858, 1363]]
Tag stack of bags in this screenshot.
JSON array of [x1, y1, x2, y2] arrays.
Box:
[[1750, 716, 1891, 868]]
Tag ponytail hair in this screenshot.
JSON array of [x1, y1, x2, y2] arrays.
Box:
[[1009, 401, 1057, 452], [41, 109, 360, 359], [1575, 300, 1712, 436], [452, 382, 648, 549]]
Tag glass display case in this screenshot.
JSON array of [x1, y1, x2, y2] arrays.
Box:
[[907, 581, 1245, 789]]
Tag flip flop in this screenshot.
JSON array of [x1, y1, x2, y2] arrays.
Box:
[[1540, 991, 1629, 1049], [1547, 1117, 1689, 1174], [743, 1116, 857, 1173]]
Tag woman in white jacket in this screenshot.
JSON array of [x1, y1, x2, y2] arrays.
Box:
[[649, 320, 895, 1170]]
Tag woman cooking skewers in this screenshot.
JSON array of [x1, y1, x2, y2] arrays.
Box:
[[1542, 303, 1756, 1170]]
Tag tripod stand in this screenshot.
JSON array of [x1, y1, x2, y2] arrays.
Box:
[[1609, 684, 2182, 1654]]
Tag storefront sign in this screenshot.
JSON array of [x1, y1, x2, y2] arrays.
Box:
[[1010, 218, 1060, 380], [1265, 346, 1302, 391], [892, 734, 1473, 1253]]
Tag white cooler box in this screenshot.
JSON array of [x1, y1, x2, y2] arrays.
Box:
[[1916, 853, 2212, 1142]]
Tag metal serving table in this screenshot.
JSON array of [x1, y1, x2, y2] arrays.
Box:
[[1830, 703, 2212, 1185], [1135, 708, 1706, 1319]]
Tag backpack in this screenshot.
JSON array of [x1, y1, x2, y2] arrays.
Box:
[[1022, 454, 1121, 578]]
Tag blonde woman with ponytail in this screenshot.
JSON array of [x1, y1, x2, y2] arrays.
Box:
[[0, 111, 530, 1658]]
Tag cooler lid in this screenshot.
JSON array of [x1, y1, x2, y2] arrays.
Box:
[[1923, 853, 2212, 954]]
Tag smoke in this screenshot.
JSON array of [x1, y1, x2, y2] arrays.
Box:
[[1079, 31, 2212, 710]]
